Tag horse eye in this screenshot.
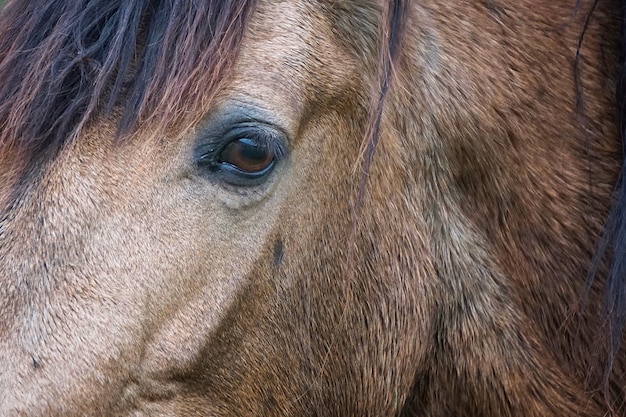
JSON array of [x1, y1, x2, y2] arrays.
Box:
[[219, 137, 275, 174]]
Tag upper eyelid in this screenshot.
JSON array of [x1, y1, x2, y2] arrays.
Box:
[[196, 103, 290, 142], [195, 121, 287, 166], [224, 126, 286, 158]]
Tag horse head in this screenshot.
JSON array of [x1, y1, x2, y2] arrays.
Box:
[[0, 0, 624, 415]]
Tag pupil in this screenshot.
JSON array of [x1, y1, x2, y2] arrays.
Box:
[[236, 138, 268, 161]]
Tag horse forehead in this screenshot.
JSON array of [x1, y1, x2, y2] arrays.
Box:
[[235, 1, 364, 88]]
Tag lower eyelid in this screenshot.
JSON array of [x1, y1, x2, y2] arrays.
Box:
[[213, 159, 278, 187]]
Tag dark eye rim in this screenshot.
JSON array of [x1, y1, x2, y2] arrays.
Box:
[[219, 155, 276, 176], [195, 122, 287, 186]]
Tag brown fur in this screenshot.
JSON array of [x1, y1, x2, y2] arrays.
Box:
[[0, 0, 625, 416]]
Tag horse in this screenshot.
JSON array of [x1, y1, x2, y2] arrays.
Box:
[[0, 0, 625, 415]]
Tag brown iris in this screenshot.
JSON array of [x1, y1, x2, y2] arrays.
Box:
[[219, 137, 274, 174]]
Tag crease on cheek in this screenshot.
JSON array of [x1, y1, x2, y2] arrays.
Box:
[[137, 196, 283, 384]]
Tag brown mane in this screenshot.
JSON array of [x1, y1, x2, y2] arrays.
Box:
[[575, 0, 626, 395], [0, 0, 257, 166]]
